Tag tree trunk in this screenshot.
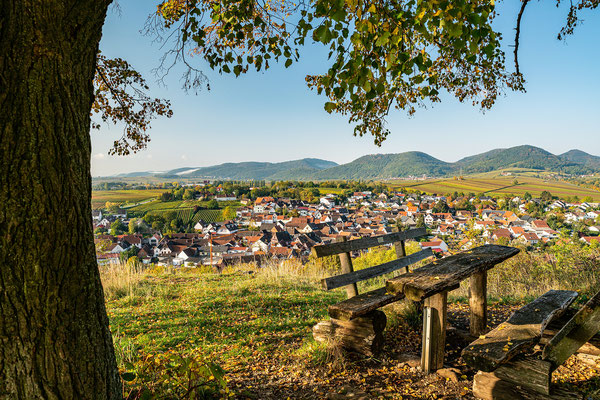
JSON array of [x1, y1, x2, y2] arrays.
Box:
[[0, 1, 119, 398]]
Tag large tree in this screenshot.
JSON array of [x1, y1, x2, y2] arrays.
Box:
[[0, 0, 596, 398]]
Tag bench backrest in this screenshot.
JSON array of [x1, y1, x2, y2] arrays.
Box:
[[312, 227, 430, 296]]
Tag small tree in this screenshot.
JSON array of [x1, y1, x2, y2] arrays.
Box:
[[207, 199, 219, 210], [110, 219, 126, 236]]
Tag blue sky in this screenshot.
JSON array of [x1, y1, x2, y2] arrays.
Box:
[[92, 1, 599, 176]]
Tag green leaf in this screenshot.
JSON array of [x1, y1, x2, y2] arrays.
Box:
[[285, 59, 293, 68], [324, 102, 336, 113], [121, 372, 136, 382]]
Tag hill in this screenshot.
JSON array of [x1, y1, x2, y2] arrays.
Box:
[[104, 146, 600, 180], [560, 149, 600, 169], [313, 152, 452, 180], [159, 158, 338, 180], [454, 145, 582, 174]]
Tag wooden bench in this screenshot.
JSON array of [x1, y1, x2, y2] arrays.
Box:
[[462, 288, 600, 399], [311, 228, 431, 356], [384, 244, 520, 372]]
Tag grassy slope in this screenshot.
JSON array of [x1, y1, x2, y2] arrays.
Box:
[[104, 244, 600, 398], [91, 189, 166, 208], [388, 171, 600, 201]]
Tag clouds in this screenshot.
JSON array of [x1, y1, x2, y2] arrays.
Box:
[[93, 153, 105, 160]]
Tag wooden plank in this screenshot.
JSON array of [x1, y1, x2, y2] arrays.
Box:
[[421, 291, 448, 373], [328, 281, 458, 321], [337, 237, 358, 298], [473, 358, 552, 397], [312, 228, 427, 257], [543, 289, 600, 369], [541, 308, 600, 356], [473, 369, 582, 400], [321, 249, 433, 291], [386, 245, 520, 301], [328, 287, 404, 321], [462, 290, 578, 372], [470, 270, 487, 336]]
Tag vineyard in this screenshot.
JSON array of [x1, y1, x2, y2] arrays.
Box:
[[91, 189, 165, 209], [387, 174, 600, 201]]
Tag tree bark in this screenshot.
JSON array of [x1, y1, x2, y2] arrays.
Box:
[[0, 1, 119, 398]]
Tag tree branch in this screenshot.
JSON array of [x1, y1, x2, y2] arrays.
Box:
[[514, 0, 530, 75]]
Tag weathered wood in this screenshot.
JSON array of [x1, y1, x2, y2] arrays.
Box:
[[541, 309, 600, 356], [328, 287, 405, 320], [312, 311, 387, 356], [480, 358, 552, 395], [473, 370, 582, 400], [386, 245, 520, 301], [421, 291, 448, 373], [462, 290, 578, 372], [394, 240, 406, 259], [470, 270, 488, 336], [322, 249, 433, 290], [543, 289, 600, 369], [312, 228, 427, 257], [337, 237, 358, 298], [392, 227, 408, 274]]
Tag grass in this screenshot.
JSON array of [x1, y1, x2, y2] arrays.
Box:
[[387, 173, 600, 200], [91, 189, 166, 208], [102, 243, 600, 398]]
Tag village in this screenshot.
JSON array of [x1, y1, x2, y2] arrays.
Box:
[[93, 186, 600, 268]]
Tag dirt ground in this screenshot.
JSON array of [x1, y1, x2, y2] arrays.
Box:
[[226, 303, 600, 399]]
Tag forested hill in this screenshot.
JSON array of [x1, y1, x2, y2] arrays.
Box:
[[109, 146, 600, 180], [314, 146, 600, 179], [158, 158, 338, 180], [313, 152, 453, 180]]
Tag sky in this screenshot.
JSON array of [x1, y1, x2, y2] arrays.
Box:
[[92, 1, 600, 176]]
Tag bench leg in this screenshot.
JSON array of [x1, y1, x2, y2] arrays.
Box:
[[469, 270, 487, 336], [421, 291, 448, 373], [312, 311, 387, 357]]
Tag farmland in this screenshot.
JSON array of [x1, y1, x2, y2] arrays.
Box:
[[387, 172, 600, 201], [91, 189, 166, 209]]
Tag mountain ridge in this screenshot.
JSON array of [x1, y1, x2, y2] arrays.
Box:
[[103, 146, 600, 180]]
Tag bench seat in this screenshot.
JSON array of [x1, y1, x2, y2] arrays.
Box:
[[328, 287, 406, 321]]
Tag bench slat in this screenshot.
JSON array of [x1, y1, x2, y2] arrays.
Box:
[[542, 288, 600, 369], [312, 228, 426, 258], [386, 245, 520, 301], [321, 249, 433, 291], [462, 290, 578, 372], [328, 287, 405, 321]]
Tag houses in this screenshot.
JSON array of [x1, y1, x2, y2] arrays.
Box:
[[420, 238, 449, 253], [94, 186, 600, 268]]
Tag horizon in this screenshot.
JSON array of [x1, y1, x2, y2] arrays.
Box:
[[93, 144, 599, 177], [93, 1, 599, 176]]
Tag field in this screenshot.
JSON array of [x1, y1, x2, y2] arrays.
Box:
[[317, 187, 345, 195], [91, 189, 166, 209], [388, 172, 600, 201], [103, 245, 600, 399]]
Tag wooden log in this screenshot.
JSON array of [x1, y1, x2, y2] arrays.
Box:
[[337, 237, 358, 298], [462, 290, 578, 372], [312, 228, 427, 257], [543, 289, 600, 370], [386, 245, 520, 301], [321, 249, 433, 290], [473, 370, 582, 400], [470, 270, 488, 336], [421, 291, 448, 373], [479, 358, 552, 395], [328, 287, 405, 321], [312, 311, 387, 357]]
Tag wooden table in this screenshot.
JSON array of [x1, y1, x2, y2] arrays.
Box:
[[385, 245, 520, 373]]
